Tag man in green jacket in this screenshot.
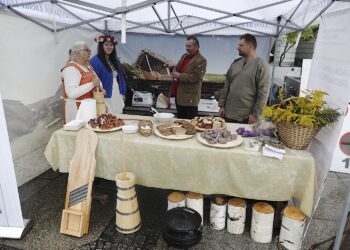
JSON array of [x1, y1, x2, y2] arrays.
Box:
[[170, 36, 207, 119], [219, 34, 270, 124]]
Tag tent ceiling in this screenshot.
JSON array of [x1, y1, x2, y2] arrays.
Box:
[[0, 0, 349, 36]]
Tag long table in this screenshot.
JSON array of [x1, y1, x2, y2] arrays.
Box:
[[44, 114, 316, 216]]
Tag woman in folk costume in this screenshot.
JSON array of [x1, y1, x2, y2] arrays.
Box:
[[61, 41, 102, 123], [90, 34, 127, 114]]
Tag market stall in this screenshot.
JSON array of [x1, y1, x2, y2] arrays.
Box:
[[45, 114, 315, 216]]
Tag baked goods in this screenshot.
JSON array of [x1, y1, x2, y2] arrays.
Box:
[[138, 120, 153, 137], [156, 120, 196, 136], [88, 114, 124, 130], [200, 129, 237, 144], [191, 116, 226, 130], [173, 120, 196, 135]]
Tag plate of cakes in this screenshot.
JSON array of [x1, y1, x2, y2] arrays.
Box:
[[154, 120, 196, 140], [190, 116, 226, 131], [86, 113, 124, 132], [197, 129, 243, 148]]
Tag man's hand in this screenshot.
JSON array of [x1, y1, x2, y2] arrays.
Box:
[[219, 107, 225, 117], [92, 75, 101, 87], [248, 114, 257, 124], [171, 72, 181, 79]]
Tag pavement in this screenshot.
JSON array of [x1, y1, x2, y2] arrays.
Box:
[[1, 169, 350, 250]]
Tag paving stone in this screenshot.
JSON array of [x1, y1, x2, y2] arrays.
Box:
[[37, 168, 61, 180], [0, 245, 22, 250], [5, 172, 350, 250], [18, 177, 51, 204]]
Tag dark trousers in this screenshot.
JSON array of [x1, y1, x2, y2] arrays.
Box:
[[224, 116, 249, 124], [176, 104, 198, 119]]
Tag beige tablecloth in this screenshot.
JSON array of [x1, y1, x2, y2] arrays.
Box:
[[44, 115, 316, 216]]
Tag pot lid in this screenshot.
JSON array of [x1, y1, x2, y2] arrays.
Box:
[[164, 207, 201, 234]]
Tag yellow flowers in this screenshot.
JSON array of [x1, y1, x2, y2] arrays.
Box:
[[262, 89, 341, 128]]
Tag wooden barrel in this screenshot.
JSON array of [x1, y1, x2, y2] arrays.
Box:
[[227, 198, 246, 235], [251, 202, 274, 243], [115, 172, 141, 234], [279, 205, 307, 250], [93, 88, 106, 116]]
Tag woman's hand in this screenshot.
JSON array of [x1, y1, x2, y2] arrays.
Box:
[[92, 75, 101, 87]]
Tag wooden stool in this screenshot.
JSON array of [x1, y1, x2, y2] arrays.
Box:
[[227, 198, 246, 235], [167, 192, 185, 210], [251, 202, 275, 243], [186, 192, 204, 225], [279, 205, 307, 250], [210, 197, 227, 230]]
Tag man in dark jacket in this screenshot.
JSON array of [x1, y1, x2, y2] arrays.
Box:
[[170, 36, 207, 119]]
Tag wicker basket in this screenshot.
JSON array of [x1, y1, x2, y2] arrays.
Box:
[[276, 122, 321, 150], [138, 120, 153, 137]]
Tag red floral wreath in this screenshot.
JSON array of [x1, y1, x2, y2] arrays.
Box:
[[94, 35, 117, 45]]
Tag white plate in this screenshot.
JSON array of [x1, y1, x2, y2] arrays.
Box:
[[85, 124, 122, 132], [154, 128, 195, 140], [197, 133, 243, 148]]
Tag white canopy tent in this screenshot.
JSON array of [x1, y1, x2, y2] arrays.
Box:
[[1, 0, 349, 37], [1, 0, 350, 220]]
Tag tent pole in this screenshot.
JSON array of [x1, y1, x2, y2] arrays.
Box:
[[61, 0, 114, 13], [190, 17, 275, 37], [277, 0, 304, 37], [0, 0, 50, 10], [0, 3, 53, 32], [170, 4, 186, 37], [58, 0, 166, 33], [269, 16, 281, 106], [174, 0, 292, 16], [50, 2, 59, 44], [302, 0, 335, 30], [121, 0, 126, 43], [55, 16, 107, 32], [104, 20, 108, 33], [55, 2, 104, 33], [114, 16, 166, 32], [171, 0, 297, 33], [152, 5, 168, 32], [113, 0, 166, 15], [167, 0, 171, 31]]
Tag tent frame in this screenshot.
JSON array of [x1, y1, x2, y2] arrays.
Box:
[[0, 0, 340, 37], [0, 0, 340, 88]]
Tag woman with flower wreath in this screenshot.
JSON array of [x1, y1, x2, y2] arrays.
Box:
[[90, 34, 127, 114]]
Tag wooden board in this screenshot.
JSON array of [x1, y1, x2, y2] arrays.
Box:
[[60, 129, 98, 237]]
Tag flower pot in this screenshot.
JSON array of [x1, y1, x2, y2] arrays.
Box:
[[276, 122, 321, 150]]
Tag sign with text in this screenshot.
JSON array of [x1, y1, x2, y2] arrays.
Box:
[[306, 9, 350, 215], [330, 104, 350, 173]]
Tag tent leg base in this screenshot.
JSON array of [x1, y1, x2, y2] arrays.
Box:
[[0, 218, 33, 239]]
